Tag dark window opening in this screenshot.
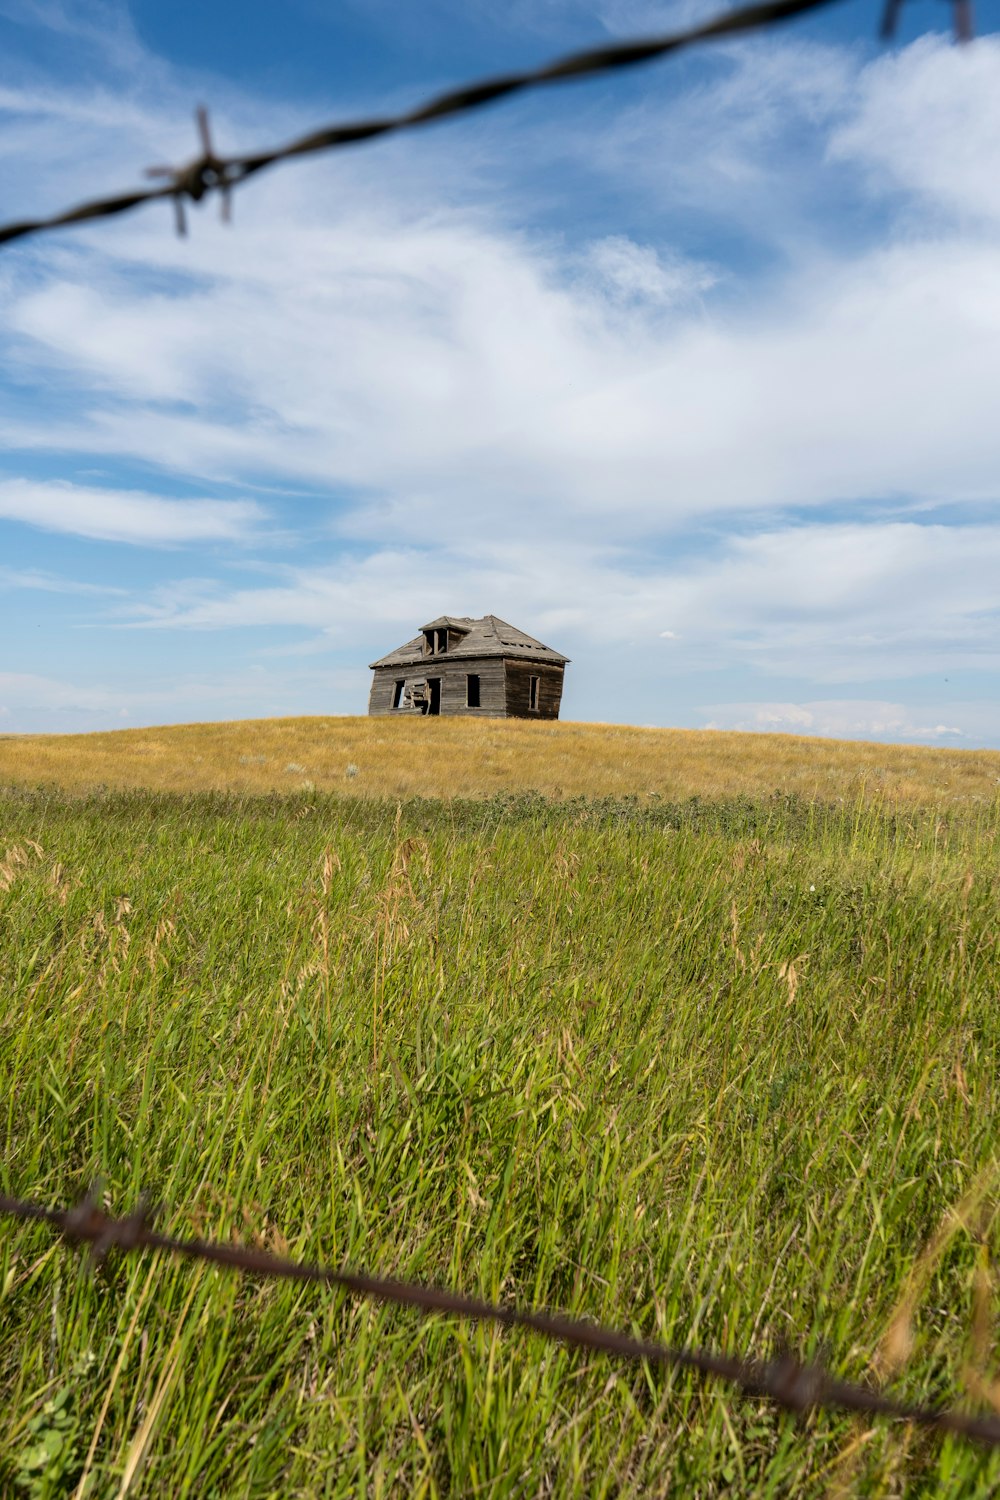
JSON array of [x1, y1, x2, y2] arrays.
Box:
[[427, 678, 441, 716], [529, 675, 540, 711], [392, 679, 405, 709], [466, 674, 480, 708], [437, 629, 448, 653]]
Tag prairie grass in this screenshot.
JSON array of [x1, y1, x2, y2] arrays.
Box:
[[2, 715, 1000, 806], [2, 787, 1000, 1495]]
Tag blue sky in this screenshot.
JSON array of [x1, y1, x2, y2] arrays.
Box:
[[2, 0, 999, 742]]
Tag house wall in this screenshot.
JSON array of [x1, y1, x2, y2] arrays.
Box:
[[369, 657, 508, 717], [504, 661, 564, 720]]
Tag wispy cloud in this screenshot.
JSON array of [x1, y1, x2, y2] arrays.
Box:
[[0, 669, 122, 713], [701, 700, 966, 741], [652, 521, 1000, 681], [0, 479, 268, 545], [0, 564, 126, 594], [831, 36, 1000, 226], [0, 663, 367, 734]]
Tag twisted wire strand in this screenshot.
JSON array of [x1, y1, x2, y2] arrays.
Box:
[[0, 0, 850, 247], [3, 1188, 1000, 1448]]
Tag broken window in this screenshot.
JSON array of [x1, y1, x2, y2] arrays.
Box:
[[436, 629, 448, 654], [392, 679, 405, 709], [529, 676, 540, 711], [466, 674, 480, 708]]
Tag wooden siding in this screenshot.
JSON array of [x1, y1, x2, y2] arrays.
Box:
[[369, 658, 509, 718], [504, 661, 563, 720]]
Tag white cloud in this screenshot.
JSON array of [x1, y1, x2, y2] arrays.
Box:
[[6, 210, 1000, 549], [647, 521, 1000, 681], [831, 37, 1000, 226], [583, 236, 717, 306], [5, 95, 1000, 549], [0, 564, 125, 594], [126, 545, 564, 633], [0, 479, 267, 545], [701, 700, 966, 741], [0, 663, 367, 733], [0, 670, 120, 713]]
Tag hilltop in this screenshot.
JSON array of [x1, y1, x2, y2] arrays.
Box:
[[1, 715, 998, 806]]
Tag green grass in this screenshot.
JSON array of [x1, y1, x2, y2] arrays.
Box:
[[2, 787, 1000, 1496]]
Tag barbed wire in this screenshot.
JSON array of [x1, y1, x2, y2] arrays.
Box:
[[3, 1186, 1000, 1450], [0, 0, 975, 250]]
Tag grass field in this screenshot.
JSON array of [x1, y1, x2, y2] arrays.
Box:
[[3, 779, 1000, 1496], [2, 715, 1000, 807]]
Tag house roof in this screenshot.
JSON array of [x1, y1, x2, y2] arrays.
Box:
[[420, 615, 475, 632], [370, 614, 569, 669]]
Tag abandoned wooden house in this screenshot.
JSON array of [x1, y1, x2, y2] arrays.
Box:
[[368, 615, 569, 719]]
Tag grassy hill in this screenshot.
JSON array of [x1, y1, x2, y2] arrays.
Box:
[[4, 723, 1000, 1492], [2, 715, 999, 806], [3, 787, 1000, 1494]]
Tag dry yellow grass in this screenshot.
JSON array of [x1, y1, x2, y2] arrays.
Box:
[[1, 715, 999, 806]]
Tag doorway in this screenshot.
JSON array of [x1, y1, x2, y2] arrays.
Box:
[[427, 678, 441, 715]]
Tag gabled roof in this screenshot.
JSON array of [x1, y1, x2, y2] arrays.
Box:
[[370, 614, 569, 669]]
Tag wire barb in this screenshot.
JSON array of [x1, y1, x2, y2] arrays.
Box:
[[56, 1181, 155, 1264], [0, 0, 966, 250], [881, 0, 975, 40], [3, 1186, 1000, 1451], [953, 0, 975, 43], [145, 106, 236, 236]]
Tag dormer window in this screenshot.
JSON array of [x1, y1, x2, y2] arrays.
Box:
[[423, 628, 450, 655]]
